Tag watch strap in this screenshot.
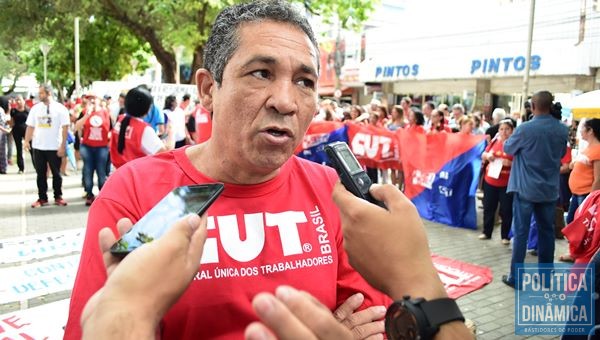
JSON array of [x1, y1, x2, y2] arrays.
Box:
[[420, 298, 465, 331]]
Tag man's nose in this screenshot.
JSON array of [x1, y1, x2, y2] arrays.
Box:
[[265, 80, 298, 115]]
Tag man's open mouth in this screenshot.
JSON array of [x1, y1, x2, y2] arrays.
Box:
[[265, 127, 291, 138]]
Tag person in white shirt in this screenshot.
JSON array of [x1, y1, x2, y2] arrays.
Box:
[[24, 85, 71, 207]]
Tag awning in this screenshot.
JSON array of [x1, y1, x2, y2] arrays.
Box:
[[317, 86, 353, 96], [566, 90, 600, 119]]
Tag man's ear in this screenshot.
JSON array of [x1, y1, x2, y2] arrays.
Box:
[[196, 69, 215, 112]]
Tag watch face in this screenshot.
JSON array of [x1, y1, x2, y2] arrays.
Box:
[[386, 304, 420, 340]]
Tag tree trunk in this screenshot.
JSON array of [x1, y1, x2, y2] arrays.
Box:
[[189, 45, 204, 85], [65, 81, 76, 100], [99, 0, 177, 83], [3, 74, 20, 95], [188, 3, 209, 85]]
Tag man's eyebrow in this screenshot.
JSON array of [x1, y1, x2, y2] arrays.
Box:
[[241, 55, 277, 69], [241, 55, 318, 78], [300, 64, 318, 78]]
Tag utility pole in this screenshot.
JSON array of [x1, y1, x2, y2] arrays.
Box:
[[521, 0, 536, 117], [74, 17, 81, 95], [39, 43, 51, 85]]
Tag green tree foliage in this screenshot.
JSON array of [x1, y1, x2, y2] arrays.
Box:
[[0, 1, 149, 98], [88, 0, 375, 84], [0, 0, 375, 92]]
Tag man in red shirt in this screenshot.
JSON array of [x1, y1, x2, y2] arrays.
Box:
[[65, 1, 390, 339]]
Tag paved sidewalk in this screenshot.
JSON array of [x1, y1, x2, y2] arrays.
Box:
[[0, 156, 570, 339]]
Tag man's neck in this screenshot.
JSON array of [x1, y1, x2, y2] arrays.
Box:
[[186, 143, 281, 185]]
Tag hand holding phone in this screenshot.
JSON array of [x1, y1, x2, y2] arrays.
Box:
[[325, 142, 386, 209], [110, 183, 224, 257]]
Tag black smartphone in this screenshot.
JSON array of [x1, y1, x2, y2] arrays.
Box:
[[325, 142, 386, 208], [110, 183, 224, 257]]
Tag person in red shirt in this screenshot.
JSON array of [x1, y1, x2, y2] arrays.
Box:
[[65, 2, 390, 339], [479, 119, 515, 243], [25, 95, 35, 109], [405, 109, 426, 134], [194, 102, 212, 144], [109, 87, 166, 169], [428, 109, 452, 134], [75, 93, 112, 205], [81, 184, 472, 340]]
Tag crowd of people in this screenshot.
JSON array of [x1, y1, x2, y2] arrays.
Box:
[[0, 85, 211, 207], [0, 0, 596, 337]]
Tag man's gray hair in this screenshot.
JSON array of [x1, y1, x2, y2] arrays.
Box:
[[492, 108, 506, 123], [452, 103, 464, 113], [40, 84, 53, 96], [203, 0, 320, 86]]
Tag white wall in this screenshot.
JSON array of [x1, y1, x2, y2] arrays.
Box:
[[360, 0, 600, 82]]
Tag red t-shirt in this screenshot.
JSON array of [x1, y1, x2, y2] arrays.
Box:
[[484, 138, 513, 187], [81, 110, 111, 147], [64, 148, 390, 339], [195, 105, 212, 144], [109, 115, 150, 168]]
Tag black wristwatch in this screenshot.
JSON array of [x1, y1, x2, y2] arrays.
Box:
[[385, 296, 465, 340]]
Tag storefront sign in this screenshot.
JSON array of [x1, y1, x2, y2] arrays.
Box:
[[470, 55, 541, 75], [374, 64, 419, 79]]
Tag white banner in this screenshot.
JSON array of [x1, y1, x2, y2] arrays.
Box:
[[0, 299, 70, 339], [91, 81, 198, 108], [0, 255, 80, 304], [0, 228, 84, 264]]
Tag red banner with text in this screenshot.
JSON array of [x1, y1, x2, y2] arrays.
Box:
[[346, 122, 402, 170]]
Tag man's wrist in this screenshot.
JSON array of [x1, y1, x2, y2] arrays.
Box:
[[386, 266, 447, 301], [435, 320, 474, 340], [83, 306, 157, 339]]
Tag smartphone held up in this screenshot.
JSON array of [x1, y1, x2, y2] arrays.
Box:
[[110, 183, 224, 257]]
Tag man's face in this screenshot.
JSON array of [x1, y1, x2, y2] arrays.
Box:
[[38, 88, 48, 102], [453, 108, 463, 119], [422, 104, 432, 116], [206, 21, 318, 173]]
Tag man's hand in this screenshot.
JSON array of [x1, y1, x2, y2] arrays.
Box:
[[24, 141, 30, 152], [332, 183, 447, 301], [245, 286, 353, 340], [57, 147, 66, 158], [334, 293, 385, 339], [81, 214, 208, 339]]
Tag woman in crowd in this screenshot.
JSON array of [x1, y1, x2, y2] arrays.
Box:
[[386, 105, 406, 131], [458, 115, 475, 134], [406, 109, 426, 133], [374, 104, 389, 127], [479, 119, 515, 243], [428, 109, 452, 134], [161, 95, 177, 150], [567, 119, 600, 223], [109, 87, 166, 169], [385, 105, 406, 189], [472, 112, 488, 135], [349, 105, 363, 121], [10, 95, 29, 174], [75, 94, 112, 206]]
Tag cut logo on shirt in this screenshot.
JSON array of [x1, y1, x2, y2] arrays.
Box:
[[193, 205, 333, 280]]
